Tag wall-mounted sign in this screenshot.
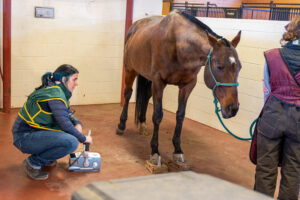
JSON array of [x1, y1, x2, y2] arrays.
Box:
[[35, 7, 54, 18]]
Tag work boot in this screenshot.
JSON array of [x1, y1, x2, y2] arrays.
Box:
[[45, 160, 57, 167], [23, 158, 48, 180]]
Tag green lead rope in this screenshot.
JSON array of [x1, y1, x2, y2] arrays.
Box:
[[206, 48, 254, 141], [249, 118, 257, 138]]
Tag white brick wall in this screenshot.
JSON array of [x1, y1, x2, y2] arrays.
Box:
[[8, 0, 162, 108], [133, 0, 163, 20], [11, 0, 127, 107], [162, 18, 288, 139]]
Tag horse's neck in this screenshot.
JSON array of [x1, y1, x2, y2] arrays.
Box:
[[200, 44, 212, 65], [196, 30, 212, 62], [176, 31, 211, 68]]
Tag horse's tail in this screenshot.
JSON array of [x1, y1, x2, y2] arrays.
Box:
[[125, 21, 139, 44], [135, 75, 152, 125]]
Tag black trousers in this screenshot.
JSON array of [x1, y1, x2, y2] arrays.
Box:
[[254, 96, 300, 200]]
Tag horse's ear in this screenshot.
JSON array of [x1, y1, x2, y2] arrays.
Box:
[[231, 30, 241, 48], [206, 31, 218, 47]]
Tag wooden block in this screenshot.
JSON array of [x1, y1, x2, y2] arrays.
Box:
[[145, 160, 168, 174], [166, 160, 191, 172]]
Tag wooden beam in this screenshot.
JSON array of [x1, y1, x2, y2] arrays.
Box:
[[3, 0, 11, 113]]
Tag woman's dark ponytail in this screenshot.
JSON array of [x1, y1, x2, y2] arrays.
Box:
[[35, 72, 54, 90], [35, 64, 78, 90]]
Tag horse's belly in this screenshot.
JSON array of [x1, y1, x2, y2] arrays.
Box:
[[125, 41, 153, 81]]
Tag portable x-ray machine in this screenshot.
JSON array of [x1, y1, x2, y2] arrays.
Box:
[[68, 130, 101, 171]]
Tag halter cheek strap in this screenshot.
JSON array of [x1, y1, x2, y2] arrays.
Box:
[[205, 48, 239, 93], [205, 47, 252, 141]]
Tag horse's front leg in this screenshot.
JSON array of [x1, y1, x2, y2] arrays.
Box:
[[149, 79, 166, 165], [173, 79, 197, 163]]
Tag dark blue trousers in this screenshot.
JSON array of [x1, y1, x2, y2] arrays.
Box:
[[13, 130, 78, 167]]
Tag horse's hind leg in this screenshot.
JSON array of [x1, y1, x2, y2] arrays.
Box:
[[139, 82, 152, 136], [172, 79, 197, 164], [116, 70, 137, 135], [149, 79, 166, 165]]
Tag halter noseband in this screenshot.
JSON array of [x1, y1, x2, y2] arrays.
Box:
[[205, 47, 239, 103]]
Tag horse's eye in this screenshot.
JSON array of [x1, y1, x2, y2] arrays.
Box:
[[217, 66, 224, 71]]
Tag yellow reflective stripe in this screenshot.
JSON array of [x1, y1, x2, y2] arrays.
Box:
[[46, 86, 60, 89], [29, 124, 63, 132], [36, 101, 52, 115], [24, 101, 33, 122], [18, 112, 63, 132], [40, 110, 52, 114], [32, 110, 41, 119], [39, 98, 69, 108], [19, 112, 40, 126], [18, 112, 38, 126]]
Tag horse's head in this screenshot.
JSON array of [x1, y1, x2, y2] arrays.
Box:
[[204, 31, 242, 119]]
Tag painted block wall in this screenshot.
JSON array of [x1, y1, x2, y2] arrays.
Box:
[[162, 17, 288, 139], [10, 0, 162, 108], [11, 0, 126, 107], [133, 0, 163, 20]]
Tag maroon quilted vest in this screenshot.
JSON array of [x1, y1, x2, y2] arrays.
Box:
[[265, 48, 300, 106]]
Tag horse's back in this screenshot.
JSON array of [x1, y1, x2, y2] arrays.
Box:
[[124, 10, 201, 82], [124, 15, 165, 79], [126, 10, 182, 44], [126, 16, 163, 43]]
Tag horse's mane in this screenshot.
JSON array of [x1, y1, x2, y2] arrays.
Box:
[[179, 11, 230, 47]]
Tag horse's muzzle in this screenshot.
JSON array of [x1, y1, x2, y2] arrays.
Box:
[[222, 103, 239, 119]]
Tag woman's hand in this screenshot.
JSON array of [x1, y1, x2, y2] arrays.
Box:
[[85, 135, 93, 144], [75, 124, 83, 133]]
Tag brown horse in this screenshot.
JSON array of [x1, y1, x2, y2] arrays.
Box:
[[117, 10, 242, 166]]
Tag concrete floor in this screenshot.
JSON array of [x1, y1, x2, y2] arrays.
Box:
[[0, 103, 259, 200]]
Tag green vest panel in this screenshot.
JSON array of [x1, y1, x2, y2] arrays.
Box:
[[19, 86, 70, 131]]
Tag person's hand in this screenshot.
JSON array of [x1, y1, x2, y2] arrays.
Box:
[[85, 135, 93, 144], [75, 124, 82, 133]]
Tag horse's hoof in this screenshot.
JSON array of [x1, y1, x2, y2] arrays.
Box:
[[145, 156, 168, 174], [168, 154, 191, 171], [139, 122, 150, 136], [149, 153, 161, 166], [116, 127, 124, 135], [173, 153, 185, 163]]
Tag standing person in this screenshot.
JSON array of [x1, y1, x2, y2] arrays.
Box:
[[12, 64, 92, 180], [254, 16, 300, 200]]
